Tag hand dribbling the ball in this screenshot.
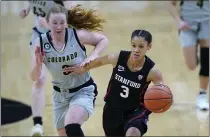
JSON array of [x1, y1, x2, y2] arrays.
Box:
[[144, 83, 173, 113], [154, 83, 170, 89]]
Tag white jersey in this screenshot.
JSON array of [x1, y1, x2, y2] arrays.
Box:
[[29, 0, 64, 33], [40, 28, 91, 89], [180, 0, 209, 22]]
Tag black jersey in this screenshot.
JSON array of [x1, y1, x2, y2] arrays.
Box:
[[104, 50, 155, 111]]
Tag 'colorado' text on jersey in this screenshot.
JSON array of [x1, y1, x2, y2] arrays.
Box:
[[40, 28, 91, 89], [104, 51, 155, 111]]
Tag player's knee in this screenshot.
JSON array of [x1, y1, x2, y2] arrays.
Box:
[[65, 123, 84, 136], [199, 39, 209, 48], [57, 128, 66, 136], [65, 105, 89, 125], [199, 47, 209, 76], [126, 127, 141, 137]]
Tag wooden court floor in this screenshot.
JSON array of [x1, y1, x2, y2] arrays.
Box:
[[1, 2, 209, 136]]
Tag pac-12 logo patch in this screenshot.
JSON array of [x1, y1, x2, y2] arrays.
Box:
[[44, 43, 51, 53], [118, 65, 125, 71], [138, 75, 143, 80]]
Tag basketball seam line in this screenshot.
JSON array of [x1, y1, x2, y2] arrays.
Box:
[[146, 101, 173, 111], [149, 87, 172, 96]]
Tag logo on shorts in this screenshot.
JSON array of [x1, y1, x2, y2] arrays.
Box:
[[138, 75, 143, 81]]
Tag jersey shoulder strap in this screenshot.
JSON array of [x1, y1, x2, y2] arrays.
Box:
[[72, 28, 86, 51], [39, 31, 50, 53], [116, 50, 130, 66], [40, 34, 44, 53], [140, 55, 155, 79]]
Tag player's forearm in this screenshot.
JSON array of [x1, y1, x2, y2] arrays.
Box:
[[90, 37, 109, 57], [166, 1, 182, 24], [30, 64, 42, 81], [84, 56, 107, 71]]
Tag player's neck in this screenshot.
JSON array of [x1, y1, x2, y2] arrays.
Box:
[[51, 33, 65, 48], [127, 56, 145, 71]]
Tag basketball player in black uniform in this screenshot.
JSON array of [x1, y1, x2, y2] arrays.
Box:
[[65, 29, 167, 136]]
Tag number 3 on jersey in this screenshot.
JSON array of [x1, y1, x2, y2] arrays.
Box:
[[62, 65, 71, 75], [120, 85, 129, 98]]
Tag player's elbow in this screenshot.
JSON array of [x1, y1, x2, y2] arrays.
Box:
[[30, 70, 41, 81], [30, 73, 38, 81], [98, 36, 109, 48], [103, 37, 109, 46]]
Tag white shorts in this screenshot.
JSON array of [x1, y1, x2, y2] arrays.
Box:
[[179, 20, 209, 47], [52, 81, 97, 129]]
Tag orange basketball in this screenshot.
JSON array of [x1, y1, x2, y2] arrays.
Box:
[[144, 84, 173, 113]]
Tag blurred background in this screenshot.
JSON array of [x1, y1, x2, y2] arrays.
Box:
[[1, 1, 209, 136]]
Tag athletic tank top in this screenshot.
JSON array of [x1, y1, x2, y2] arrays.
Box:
[[40, 28, 91, 89], [180, 0, 209, 22], [29, 0, 64, 33], [104, 51, 155, 111]]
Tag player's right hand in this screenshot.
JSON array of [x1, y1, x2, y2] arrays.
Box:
[[178, 20, 190, 30], [19, 8, 29, 19], [35, 46, 45, 66]]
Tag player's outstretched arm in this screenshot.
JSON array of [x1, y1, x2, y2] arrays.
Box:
[[165, 1, 181, 24], [63, 52, 119, 74], [166, 1, 190, 30], [84, 52, 119, 70], [147, 67, 164, 85], [30, 38, 45, 81]]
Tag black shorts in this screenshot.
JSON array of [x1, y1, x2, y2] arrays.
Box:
[[102, 103, 150, 136]]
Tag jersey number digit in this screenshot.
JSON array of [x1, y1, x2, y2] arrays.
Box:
[[62, 65, 71, 75], [120, 85, 129, 98], [33, 7, 46, 17]]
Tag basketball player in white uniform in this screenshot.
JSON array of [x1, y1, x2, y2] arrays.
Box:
[[19, 1, 75, 136], [167, 0, 209, 110], [30, 5, 108, 137]]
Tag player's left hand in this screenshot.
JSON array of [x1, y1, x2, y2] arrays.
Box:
[[63, 65, 86, 75], [80, 54, 99, 67]]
